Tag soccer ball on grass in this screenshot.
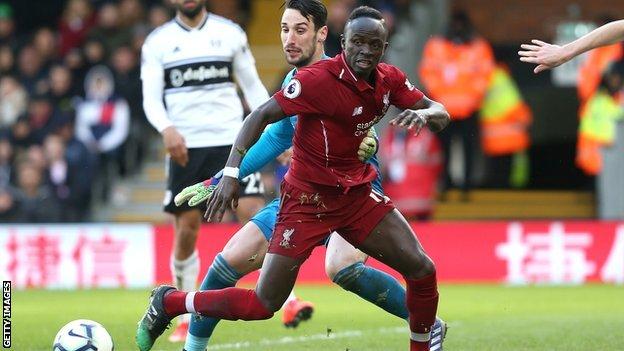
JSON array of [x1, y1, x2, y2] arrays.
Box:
[[52, 319, 114, 351]]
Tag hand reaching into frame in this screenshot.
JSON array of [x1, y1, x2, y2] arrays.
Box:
[[518, 39, 569, 74]]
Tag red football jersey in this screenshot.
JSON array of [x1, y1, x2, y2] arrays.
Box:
[[274, 53, 424, 192]]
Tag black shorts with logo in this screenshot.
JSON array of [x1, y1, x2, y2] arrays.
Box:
[[163, 146, 265, 213]]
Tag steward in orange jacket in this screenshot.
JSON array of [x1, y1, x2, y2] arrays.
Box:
[[418, 10, 495, 193], [479, 65, 532, 157], [419, 20, 495, 120], [577, 43, 622, 102], [576, 66, 624, 175]]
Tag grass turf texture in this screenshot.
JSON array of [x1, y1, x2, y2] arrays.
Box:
[[12, 284, 624, 350]]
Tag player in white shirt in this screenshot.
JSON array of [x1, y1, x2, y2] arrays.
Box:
[[140, 0, 268, 341]]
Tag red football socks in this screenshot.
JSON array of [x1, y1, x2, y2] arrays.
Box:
[[406, 272, 439, 351], [163, 287, 273, 320], [163, 290, 187, 316]]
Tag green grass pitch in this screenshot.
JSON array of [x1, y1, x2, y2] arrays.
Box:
[[11, 284, 624, 350]]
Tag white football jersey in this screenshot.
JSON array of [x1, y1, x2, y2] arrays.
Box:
[[141, 13, 268, 148]]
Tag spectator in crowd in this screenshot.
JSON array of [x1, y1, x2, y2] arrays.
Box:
[[43, 134, 71, 212], [325, 0, 350, 56], [58, 0, 97, 57], [119, 0, 146, 29], [70, 38, 107, 97], [0, 75, 28, 129], [63, 48, 87, 88], [0, 186, 14, 221], [381, 126, 443, 220], [0, 134, 13, 189], [0, 133, 14, 222], [75, 65, 129, 201], [0, 187, 15, 221], [11, 158, 62, 223], [76, 65, 130, 155], [26, 144, 48, 172], [43, 133, 91, 221], [32, 27, 58, 70], [208, 0, 250, 29], [0, 3, 15, 48], [147, 4, 172, 30], [88, 2, 132, 58], [0, 44, 14, 75], [12, 94, 61, 147], [111, 46, 141, 120], [48, 63, 78, 118], [419, 9, 495, 197], [130, 23, 150, 55], [111, 44, 146, 174], [17, 45, 48, 95], [54, 114, 96, 204], [82, 38, 107, 70]]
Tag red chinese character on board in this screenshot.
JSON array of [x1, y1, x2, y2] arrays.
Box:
[[90, 232, 127, 287], [72, 233, 88, 288], [23, 230, 61, 288], [5, 230, 19, 283], [71, 231, 128, 288]]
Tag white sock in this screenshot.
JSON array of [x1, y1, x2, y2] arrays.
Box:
[[282, 290, 298, 309], [411, 331, 431, 342], [171, 250, 200, 324]]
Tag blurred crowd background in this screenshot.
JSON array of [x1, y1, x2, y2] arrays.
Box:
[[0, 0, 623, 223]]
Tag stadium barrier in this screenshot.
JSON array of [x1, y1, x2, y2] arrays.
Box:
[[1, 221, 622, 289]]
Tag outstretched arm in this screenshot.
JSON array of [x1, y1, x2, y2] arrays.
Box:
[[390, 96, 450, 135], [173, 118, 294, 207], [239, 119, 294, 177], [225, 98, 286, 170], [205, 98, 286, 222], [519, 20, 624, 74]]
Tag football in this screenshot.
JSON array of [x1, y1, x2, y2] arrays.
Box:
[[52, 319, 114, 351]]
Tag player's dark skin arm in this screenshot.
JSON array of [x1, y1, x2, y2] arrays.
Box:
[[390, 96, 450, 135], [205, 98, 286, 222]]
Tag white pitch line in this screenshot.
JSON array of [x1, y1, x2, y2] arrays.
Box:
[[201, 326, 407, 350]]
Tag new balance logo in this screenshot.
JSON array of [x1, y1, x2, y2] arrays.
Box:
[[352, 106, 363, 116]]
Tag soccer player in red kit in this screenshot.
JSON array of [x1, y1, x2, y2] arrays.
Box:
[[136, 6, 450, 351]]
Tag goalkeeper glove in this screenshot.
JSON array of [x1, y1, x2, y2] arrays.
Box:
[[174, 169, 223, 207], [357, 128, 378, 162]]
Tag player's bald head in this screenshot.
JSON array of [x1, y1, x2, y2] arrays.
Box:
[[343, 6, 388, 41], [341, 6, 389, 79]]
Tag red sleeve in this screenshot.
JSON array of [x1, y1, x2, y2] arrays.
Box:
[[273, 68, 335, 117], [387, 65, 424, 109]]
